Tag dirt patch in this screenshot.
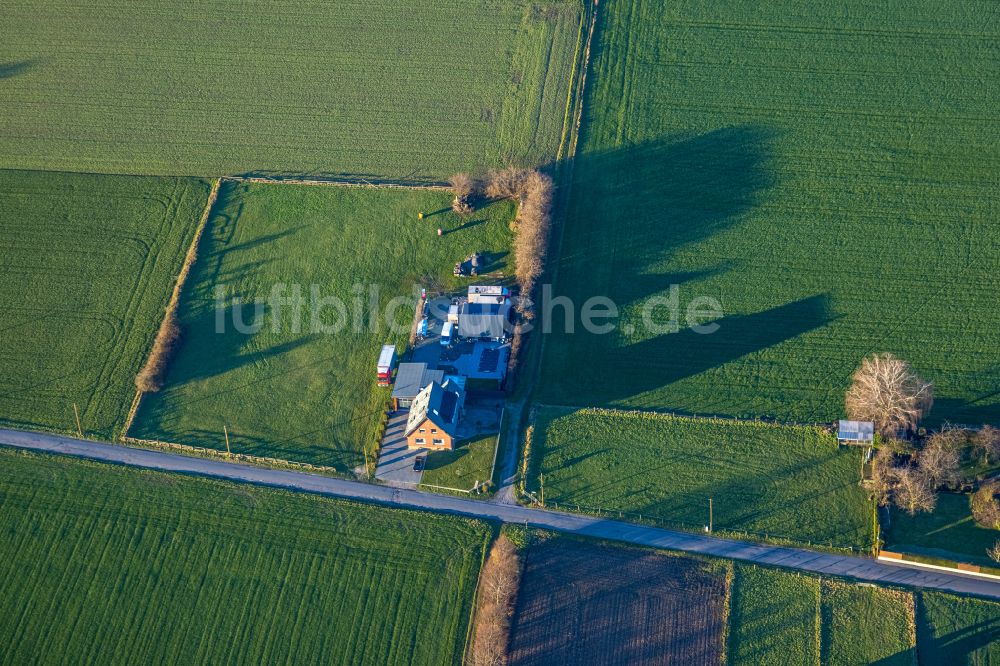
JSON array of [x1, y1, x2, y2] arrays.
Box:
[[508, 538, 727, 665]]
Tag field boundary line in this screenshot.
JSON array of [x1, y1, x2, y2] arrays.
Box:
[[120, 435, 341, 476], [119, 390, 143, 441], [534, 403, 832, 431], [224, 175, 450, 191], [129, 177, 220, 433]]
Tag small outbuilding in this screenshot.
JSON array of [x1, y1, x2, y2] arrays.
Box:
[[838, 420, 875, 445], [391, 362, 444, 410]]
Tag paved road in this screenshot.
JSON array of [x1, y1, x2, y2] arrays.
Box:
[[3, 428, 1000, 600]]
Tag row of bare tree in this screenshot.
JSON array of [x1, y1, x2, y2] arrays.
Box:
[[468, 534, 521, 666]]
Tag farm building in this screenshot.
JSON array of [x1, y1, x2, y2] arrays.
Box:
[[467, 284, 509, 304], [404, 379, 466, 450], [391, 362, 444, 410], [838, 420, 875, 445], [458, 301, 512, 341]]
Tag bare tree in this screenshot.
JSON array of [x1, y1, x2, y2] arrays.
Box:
[[135, 313, 180, 392], [988, 540, 1000, 565], [450, 172, 476, 216], [845, 353, 933, 437], [870, 446, 898, 507], [973, 425, 1000, 466], [469, 535, 521, 666], [893, 466, 937, 515], [918, 435, 961, 489], [972, 481, 1000, 530]]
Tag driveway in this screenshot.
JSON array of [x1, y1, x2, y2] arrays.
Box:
[[374, 411, 422, 486]]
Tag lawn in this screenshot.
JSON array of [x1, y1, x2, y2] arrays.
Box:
[[0, 448, 489, 665], [885, 492, 1000, 568], [130, 182, 515, 469], [0, 0, 582, 179], [728, 565, 819, 666], [538, 0, 1000, 425], [530, 407, 872, 549], [422, 434, 498, 492], [0, 170, 211, 439], [917, 591, 1000, 665], [820, 581, 915, 665]]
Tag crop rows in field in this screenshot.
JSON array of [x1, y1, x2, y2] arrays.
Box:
[[0, 448, 488, 665], [0, 0, 582, 179], [529, 407, 872, 549], [0, 170, 211, 438], [539, 0, 1000, 425], [130, 181, 516, 469], [507, 537, 727, 665]]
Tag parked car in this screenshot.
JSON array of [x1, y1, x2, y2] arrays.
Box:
[[413, 455, 426, 472]]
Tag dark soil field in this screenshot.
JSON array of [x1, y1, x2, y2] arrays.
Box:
[[508, 538, 727, 665]]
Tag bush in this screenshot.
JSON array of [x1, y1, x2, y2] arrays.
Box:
[[135, 312, 180, 392], [971, 480, 1000, 529]]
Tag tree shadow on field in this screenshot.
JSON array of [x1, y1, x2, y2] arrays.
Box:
[[0, 60, 37, 80], [583, 294, 837, 405], [542, 126, 836, 404], [912, 597, 1000, 664]]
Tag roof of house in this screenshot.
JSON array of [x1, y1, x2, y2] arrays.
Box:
[[458, 301, 512, 339], [838, 420, 875, 440], [405, 379, 465, 437], [392, 362, 445, 400]]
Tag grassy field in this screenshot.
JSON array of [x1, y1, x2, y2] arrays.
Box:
[[0, 448, 488, 665], [508, 537, 727, 665], [885, 492, 1000, 568], [917, 591, 1000, 664], [422, 434, 498, 492], [529, 407, 872, 549], [0, 0, 582, 179], [0, 170, 210, 439], [728, 566, 819, 666], [820, 580, 915, 665], [131, 182, 515, 469], [729, 564, 923, 665], [538, 0, 1000, 424]]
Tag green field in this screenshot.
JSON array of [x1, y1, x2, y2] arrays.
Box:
[[0, 448, 488, 665], [131, 182, 515, 468], [538, 0, 1000, 424], [530, 407, 872, 548], [421, 434, 498, 492], [820, 580, 915, 665], [729, 564, 925, 665], [0, 170, 210, 438], [0, 0, 582, 179], [886, 492, 1000, 568], [917, 592, 1000, 665], [728, 566, 819, 666]]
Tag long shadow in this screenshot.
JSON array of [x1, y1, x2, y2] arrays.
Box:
[[582, 293, 836, 404], [0, 60, 36, 79], [541, 126, 785, 403], [560, 126, 777, 303]]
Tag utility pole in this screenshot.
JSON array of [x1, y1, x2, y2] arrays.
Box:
[[709, 497, 713, 533], [223, 424, 231, 457], [72, 403, 83, 438]]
